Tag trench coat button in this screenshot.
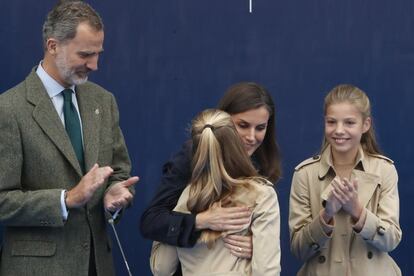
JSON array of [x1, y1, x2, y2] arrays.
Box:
[[318, 255, 326, 263], [367, 251, 373, 259], [377, 226, 385, 236], [310, 242, 320, 251], [82, 242, 89, 250]]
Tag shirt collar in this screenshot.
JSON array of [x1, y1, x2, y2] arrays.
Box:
[[36, 61, 75, 98], [318, 144, 366, 179]]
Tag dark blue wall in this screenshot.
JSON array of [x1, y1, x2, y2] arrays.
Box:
[[1, 1, 413, 275]]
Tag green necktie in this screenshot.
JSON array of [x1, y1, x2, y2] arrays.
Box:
[[62, 89, 85, 172]]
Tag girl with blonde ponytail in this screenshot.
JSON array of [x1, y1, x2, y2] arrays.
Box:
[[151, 109, 281, 276]]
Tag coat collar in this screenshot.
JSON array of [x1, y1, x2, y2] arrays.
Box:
[[318, 145, 367, 179], [26, 67, 101, 177]]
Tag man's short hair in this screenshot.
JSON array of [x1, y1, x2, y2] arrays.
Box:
[[42, 0, 104, 49]]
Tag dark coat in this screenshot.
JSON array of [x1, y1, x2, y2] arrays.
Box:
[[140, 141, 200, 248]]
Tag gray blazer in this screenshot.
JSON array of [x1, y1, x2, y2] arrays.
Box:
[[0, 68, 132, 276]]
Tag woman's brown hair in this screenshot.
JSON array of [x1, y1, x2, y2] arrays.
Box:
[[217, 82, 282, 183]]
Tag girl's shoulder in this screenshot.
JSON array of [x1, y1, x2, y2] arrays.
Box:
[[364, 153, 396, 176], [367, 153, 394, 164], [294, 155, 321, 171], [246, 178, 276, 202], [247, 177, 274, 188], [231, 178, 276, 207]]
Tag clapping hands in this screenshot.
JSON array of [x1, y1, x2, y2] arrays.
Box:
[[323, 177, 363, 224]]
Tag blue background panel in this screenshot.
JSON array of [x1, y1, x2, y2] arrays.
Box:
[[0, 1, 413, 275]]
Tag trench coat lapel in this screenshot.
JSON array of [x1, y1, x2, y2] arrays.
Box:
[[320, 169, 379, 208], [26, 71, 83, 177], [76, 85, 101, 172], [352, 169, 380, 208]]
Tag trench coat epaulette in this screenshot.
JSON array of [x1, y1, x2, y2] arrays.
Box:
[[250, 177, 274, 187], [294, 155, 321, 171], [369, 153, 394, 164]]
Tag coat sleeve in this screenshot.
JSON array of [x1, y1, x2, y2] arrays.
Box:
[[149, 186, 192, 276], [0, 97, 63, 227], [150, 241, 179, 276], [100, 93, 134, 223], [251, 185, 281, 275], [140, 141, 201, 247], [289, 170, 331, 261], [105, 93, 134, 188], [358, 162, 402, 252]]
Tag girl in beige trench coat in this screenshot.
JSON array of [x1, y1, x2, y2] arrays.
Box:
[[289, 84, 402, 276], [151, 109, 281, 276]]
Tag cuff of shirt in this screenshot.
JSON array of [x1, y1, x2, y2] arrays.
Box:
[[60, 190, 69, 221], [112, 208, 121, 220]]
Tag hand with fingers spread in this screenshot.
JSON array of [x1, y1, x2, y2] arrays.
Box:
[[321, 177, 343, 225], [104, 176, 139, 212], [65, 164, 113, 209], [332, 178, 363, 221], [223, 234, 253, 259], [195, 202, 251, 232]]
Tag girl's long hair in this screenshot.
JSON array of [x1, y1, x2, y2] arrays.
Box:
[[188, 109, 260, 247]]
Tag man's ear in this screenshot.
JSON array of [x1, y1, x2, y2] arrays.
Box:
[[46, 38, 59, 55]]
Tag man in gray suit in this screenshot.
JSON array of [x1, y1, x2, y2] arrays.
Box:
[[0, 1, 138, 275]]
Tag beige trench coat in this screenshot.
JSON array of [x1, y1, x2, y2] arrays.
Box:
[[289, 145, 402, 276], [151, 179, 281, 276]]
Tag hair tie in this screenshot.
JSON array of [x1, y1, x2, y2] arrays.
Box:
[[203, 124, 215, 131]]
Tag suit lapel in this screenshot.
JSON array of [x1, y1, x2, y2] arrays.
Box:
[[76, 85, 101, 172], [26, 70, 83, 177]]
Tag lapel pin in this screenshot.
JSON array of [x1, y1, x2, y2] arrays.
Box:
[[95, 109, 100, 115]]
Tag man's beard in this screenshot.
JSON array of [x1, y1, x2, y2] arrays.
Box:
[[55, 50, 89, 86]]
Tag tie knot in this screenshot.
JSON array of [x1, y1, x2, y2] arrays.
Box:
[[62, 89, 73, 102]]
